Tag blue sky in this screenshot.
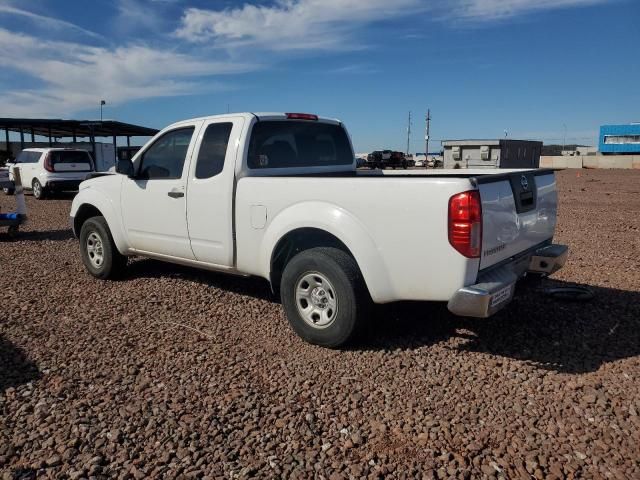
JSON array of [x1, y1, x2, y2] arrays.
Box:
[[0, 0, 637, 152]]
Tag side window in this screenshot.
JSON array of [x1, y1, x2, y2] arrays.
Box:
[[138, 127, 195, 180], [15, 151, 30, 164], [195, 123, 233, 179]]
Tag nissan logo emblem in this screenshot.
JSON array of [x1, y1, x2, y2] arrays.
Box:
[[520, 175, 529, 191]]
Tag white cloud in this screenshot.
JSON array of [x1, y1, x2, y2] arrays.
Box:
[[175, 0, 423, 50], [0, 28, 254, 117], [0, 3, 103, 40], [114, 0, 169, 35], [0, 0, 616, 118], [452, 0, 612, 21], [175, 0, 616, 49]]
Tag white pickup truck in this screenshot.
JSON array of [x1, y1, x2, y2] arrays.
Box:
[[70, 113, 568, 347]]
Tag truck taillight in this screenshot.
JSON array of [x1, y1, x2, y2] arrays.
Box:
[[285, 113, 318, 121], [43, 153, 54, 172], [448, 190, 482, 258]]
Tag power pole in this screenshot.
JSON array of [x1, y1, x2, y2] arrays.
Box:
[[406, 111, 412, 155], [425, 109, 431, 166]]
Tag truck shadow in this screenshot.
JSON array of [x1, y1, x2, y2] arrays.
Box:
[[122, 260, 640, 375], [125, 258, 277, 303], [360, 279, 640, 374], [0, 335, 40, 392], [0, 228, 74, 242]]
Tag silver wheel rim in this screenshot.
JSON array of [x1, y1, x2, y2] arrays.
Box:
[[33, 182, 41, 197], [295, 272, 338, 329], [86, 232, 105, 269]]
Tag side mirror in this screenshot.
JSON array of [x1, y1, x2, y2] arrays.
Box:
[[116, 159, 134, 177]]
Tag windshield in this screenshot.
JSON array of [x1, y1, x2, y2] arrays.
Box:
[[248, 121, 353, 169]]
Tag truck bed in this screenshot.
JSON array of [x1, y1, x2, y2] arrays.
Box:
[[235, 168, 558, 303]]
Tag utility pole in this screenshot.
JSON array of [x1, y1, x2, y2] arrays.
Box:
[[562, 123, 567, 153], [425, 109, 431, 166], [406, 111, 412, 155]]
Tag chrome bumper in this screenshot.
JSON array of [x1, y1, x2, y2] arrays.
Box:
[[447, 243, 569, 318]]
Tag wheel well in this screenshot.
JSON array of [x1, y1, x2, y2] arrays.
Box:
[[73, 204, 103, 237], [270, 228, 355, 294]]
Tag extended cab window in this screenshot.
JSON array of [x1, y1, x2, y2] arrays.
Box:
[[138, 127, 194, 179], [248, 121, 353, 169], [195, 123, 232, 179]]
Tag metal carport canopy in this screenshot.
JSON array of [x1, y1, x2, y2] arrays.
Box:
[[0, 118, 158, 139]]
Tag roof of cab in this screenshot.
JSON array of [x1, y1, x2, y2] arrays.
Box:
[[165, 112, 342, 130]]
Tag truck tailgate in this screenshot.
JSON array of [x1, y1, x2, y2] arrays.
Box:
[[478, 171, 557, 270]]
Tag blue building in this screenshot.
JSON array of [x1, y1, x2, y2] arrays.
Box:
[[599, 124, 640, 154]]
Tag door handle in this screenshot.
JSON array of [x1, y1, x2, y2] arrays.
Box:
[[167, 190, 184, 198]]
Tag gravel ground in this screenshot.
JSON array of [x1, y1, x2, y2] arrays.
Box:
[[1, 169, 639, 479]]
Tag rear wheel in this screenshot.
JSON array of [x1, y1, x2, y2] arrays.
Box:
[[80, 216, 127, 279], [32, 179, 46, 200], [2, 185, 14, 195], [281, 247, 369, 347]]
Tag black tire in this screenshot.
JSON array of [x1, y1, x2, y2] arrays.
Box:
[[281, 247, 369, 347], [79, 216, 127, 280], [3, 186, 15, 195], [7, 225, 18, 238], [32, 179, 46, 200]]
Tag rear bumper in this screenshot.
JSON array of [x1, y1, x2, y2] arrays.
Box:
[[45, 179, 84, 190], [447, 243, 568, 318]]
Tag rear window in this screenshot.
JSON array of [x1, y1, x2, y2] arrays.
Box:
[[248, 121, 353, 169], [50, 150, 92, 167]]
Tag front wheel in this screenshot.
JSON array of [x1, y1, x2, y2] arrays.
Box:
[[79, 216, 128, 280], [281, 247, 369, 348]]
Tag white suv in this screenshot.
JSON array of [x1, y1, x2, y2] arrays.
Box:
[[4, 148, 94, 199]]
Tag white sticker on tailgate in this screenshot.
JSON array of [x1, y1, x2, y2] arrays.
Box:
[[490, 285, 512, 308]]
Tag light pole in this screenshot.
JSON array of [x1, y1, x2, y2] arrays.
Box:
[[425, 109, 431, 168], [406, 111, 412, 155], [100, 100, 106, 122], [562, 124, 567, 153]]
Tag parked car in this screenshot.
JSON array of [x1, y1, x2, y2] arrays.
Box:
[[366, 150, 383, 169], [71, 112, 568, 347], [388, 151, 408, 169], [4, 148, 94, 199]]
